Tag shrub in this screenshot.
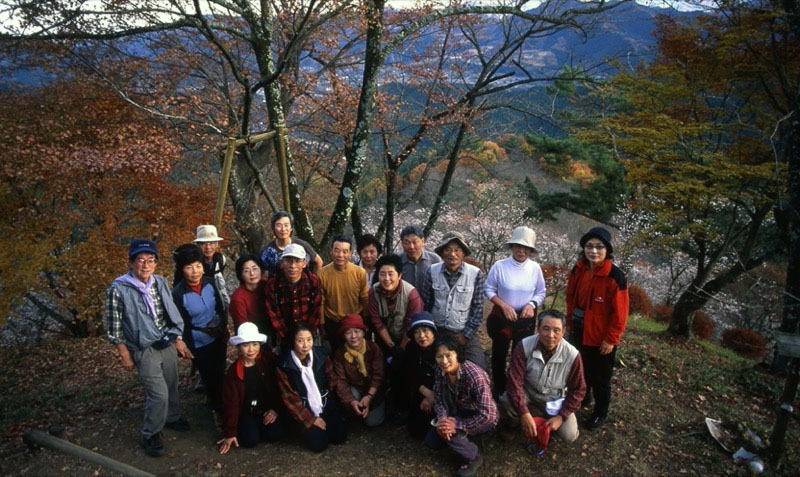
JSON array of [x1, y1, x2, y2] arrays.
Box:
[[721, 327, 768, 360], [691, 311, 714, 341], [653, 304, 674, 323], [628, 284, 653, 318]]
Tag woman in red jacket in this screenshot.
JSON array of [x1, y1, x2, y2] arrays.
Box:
[[217, 322, 282, 454], [566, 227, 629, 430]]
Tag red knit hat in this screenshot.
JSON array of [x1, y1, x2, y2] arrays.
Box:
[[340, 314, 367, 335]]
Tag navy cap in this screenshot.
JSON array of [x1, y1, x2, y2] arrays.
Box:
[[407, 311, 437, 338], [579, 227, 613, 255], [129, 238, 158, 259]]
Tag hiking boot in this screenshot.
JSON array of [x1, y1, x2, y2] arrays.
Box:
[[165, 417, 191, 432], [584, 414, 607, 430], [142, 432, 165, 457], [456, 453, 483, 477]]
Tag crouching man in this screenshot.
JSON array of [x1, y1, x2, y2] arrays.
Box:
[[104, 239, 194, 457], [500, 310, 585, 445]]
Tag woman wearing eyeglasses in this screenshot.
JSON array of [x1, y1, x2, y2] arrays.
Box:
[[565, 227, 629, 430]]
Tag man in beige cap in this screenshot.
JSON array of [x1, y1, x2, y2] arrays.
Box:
[[420, 231, 487, 370]]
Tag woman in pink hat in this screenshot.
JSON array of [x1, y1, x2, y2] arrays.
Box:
[[332, 314, 386, 427]]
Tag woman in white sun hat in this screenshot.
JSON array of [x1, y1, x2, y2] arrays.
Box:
[[218, 322, 283, 454], [194, 224, 230, 311], [483, 226, 546, 396]]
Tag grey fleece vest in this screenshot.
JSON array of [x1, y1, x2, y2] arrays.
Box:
[[373, 280, 414, 342], [430, 262, 479, 332], [521, 334, 579, 405], [109, 274, 183, 352]]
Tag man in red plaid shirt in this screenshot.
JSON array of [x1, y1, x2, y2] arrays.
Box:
[[264, 244, 322, 341]]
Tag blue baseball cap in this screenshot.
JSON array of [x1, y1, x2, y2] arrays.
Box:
[[129, 238, 158, 259]]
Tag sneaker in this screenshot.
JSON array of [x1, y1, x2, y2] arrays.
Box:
[[584, 414, 607, 430], [165, 417, 191, 432], [456, 453, 483, 477], [142, 432, 165, 457]]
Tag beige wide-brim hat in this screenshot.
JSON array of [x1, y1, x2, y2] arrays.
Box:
[[505, 226, 538, 253], [435, 231, 472, 256], [194, 224, 224, 242], [230, 322, 267, 346]]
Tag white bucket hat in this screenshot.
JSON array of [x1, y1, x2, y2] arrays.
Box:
[[505, 226, 537, 253], [281, 243, 307, 260], [229, 322, 267, 346], [194, 224, 224, 243]]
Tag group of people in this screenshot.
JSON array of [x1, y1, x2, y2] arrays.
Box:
[[104, 213, 629, 477]]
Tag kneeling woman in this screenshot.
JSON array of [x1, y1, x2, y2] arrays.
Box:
[[276, 323, 347, 452], [333, 314, 386, 427], [218, 323, 282, 454], [403, 312, 438, 439], [426, 336, 498, 477]]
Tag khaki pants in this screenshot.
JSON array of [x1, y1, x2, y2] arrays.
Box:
[[498, 392, 579, 443]]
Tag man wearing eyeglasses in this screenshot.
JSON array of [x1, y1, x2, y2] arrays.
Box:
[[104, 238, 194, 457]]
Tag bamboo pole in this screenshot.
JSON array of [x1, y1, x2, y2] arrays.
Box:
[[23, 429, 155, 477], [274, 123, 291, 210], [234, 130, 276, 146], [214, 137, 237, 229]]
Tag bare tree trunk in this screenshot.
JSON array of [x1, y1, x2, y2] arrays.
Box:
[[322, 0, 385, 249], [423, 102, 475, 237]]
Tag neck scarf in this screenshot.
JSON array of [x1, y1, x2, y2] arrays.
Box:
[[117, 272, 156, 319], [291, 349, 323, 416], [344, 339, 368, 377]]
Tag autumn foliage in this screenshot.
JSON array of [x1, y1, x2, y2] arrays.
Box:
[[721, 327, 768, 360], [653, 304, 674, 324], [0, 77, 215, 336], [691, 311, 714, 341], [628, 285, 653, 318]]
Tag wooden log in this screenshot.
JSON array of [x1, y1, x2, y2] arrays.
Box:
[[23, 429, 155, 477]]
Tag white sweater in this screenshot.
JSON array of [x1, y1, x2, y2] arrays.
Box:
[[483, 256, 546, 311]]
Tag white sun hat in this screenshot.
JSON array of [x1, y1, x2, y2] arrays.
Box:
[[194, 224, 224, 243], [229, 322, 267, 346], [504, 226, 538, 253]]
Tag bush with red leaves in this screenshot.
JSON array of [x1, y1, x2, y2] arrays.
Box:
[[691, 311, 714, 341], [628, 284, 653, 318], [721, 327, 768, 360], [653, 304, 674, 323]]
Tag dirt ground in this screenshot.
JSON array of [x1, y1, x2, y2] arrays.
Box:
[[0, 317, 797, 476]]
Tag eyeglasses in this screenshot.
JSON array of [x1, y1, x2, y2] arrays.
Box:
[[584, 244, 606, 251], [135, 258, 156, 265]]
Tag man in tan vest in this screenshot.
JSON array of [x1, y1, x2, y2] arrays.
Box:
[[499, 310, 586, 444]]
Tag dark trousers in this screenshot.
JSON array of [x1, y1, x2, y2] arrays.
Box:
[[301, 399, 347, 452], [323, 320, 344, 352], [407, 399, 433, 439], [579, 345, 616, 418], [238, 413, 283, 447], [192, 338, 226, 412], [486, 310, 535, 394], [376, 341, 406, 413]]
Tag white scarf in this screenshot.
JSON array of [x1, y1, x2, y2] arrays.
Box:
[[291, 349, 324, 416]]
